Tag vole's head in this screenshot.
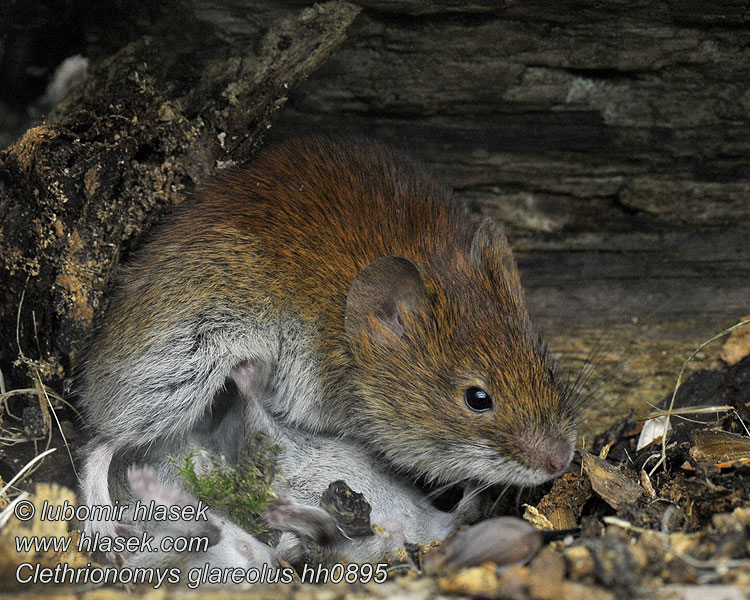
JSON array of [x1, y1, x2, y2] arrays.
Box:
[[344, 218, 579, 488]]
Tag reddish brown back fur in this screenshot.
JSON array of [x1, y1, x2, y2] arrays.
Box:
[[108, 136, 577, 484]]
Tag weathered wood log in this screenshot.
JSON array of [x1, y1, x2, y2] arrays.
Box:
[[267, 1, 750, 327]]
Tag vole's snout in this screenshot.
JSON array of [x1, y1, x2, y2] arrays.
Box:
[[520, 433, 574, 477], [543, 438, 573, 474]]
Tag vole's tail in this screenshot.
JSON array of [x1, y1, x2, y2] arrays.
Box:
[[79, 441, 118, 537]]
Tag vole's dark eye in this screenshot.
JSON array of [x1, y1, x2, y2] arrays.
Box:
[[464, 386, 493, 412]]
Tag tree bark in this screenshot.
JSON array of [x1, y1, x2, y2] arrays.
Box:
[[0, 2, 361, 389]]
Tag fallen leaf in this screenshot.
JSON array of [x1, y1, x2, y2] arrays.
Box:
[[636, 415, 671, 450]]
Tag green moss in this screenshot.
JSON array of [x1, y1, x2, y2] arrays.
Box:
[[176, 431, 281, 535]]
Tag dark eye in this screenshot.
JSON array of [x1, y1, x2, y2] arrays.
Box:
[[464, 386, 493, 412]]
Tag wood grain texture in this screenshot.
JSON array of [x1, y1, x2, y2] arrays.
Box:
[[261, 2, 750, 339]]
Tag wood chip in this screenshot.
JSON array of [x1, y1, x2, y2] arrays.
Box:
[[689, 429, 750, 466], [533, 471, 592, 530], [523, 504, 555, 530], [582, 452, 644, 511], [640, 469, 656, 499]]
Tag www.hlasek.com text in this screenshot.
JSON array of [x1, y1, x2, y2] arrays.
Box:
[[16, 562, 390, 588], [16, 529, 210, 555]]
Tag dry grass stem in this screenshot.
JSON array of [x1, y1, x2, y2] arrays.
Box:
[[0, 447, 57, 499], [649, 319, 750, 477]]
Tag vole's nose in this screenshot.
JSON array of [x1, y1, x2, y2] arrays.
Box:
[[544, 438, 573, 474], [519, 431, 575, 478]]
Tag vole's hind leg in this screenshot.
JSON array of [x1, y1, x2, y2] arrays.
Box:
[[78, 362, 254, 540], [121, 466, 276, 571], [230, 358, 281, 437]]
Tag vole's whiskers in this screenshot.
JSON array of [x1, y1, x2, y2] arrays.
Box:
[[425, 479, 461, 501], [570, 340, 653, 419], [559, 303, 670, 416], [442, 480, 491, 515], [458, 480, 493, 508], [489, 482, 513, 516], [560, 336, 608, 414], [582, 340, 653, 408]]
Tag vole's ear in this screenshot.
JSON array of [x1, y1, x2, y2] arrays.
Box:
[[471, 217, 524, 305], [345, 256, 429, 345]]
